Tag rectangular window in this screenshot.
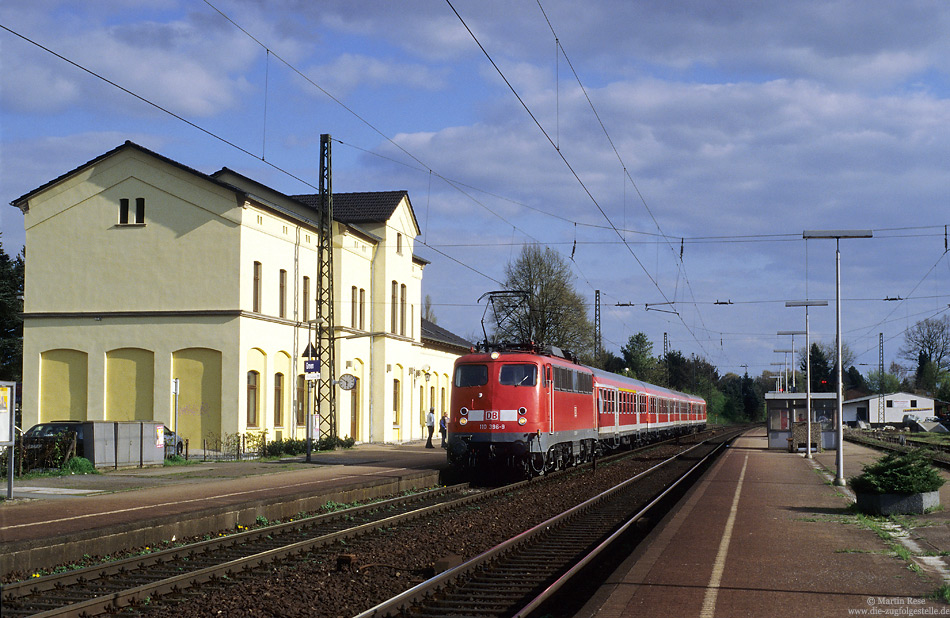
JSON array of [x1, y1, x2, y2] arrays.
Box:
[[274, 373, 284, 427], [352, 286, 358, 328], [391, 281, 398, 333], [400, 284, 407, 336], [397, 232, 403, 255], [359, 288, 365, 330], [279, 269, 287, 318], [253, 262, 262, 312], [119, 198, 130, 224], [303, 276, 310, 322], [135, 198, 145, 223]]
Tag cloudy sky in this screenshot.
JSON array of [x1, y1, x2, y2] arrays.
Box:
[[3, 0, 950, 380]]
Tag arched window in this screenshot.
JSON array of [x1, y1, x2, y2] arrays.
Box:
[[274, 373, 284, 427], [393, 378, 401, 425], [247, 370, 260, 427], [296, 375, 306, 426]]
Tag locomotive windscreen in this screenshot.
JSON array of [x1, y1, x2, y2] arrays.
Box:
[[499, 364, 537, 387], [454, 364, 488, 387]]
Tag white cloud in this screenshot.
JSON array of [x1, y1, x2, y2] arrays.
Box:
[[4, 0, 950, 372], [304, 53, 447, 97]]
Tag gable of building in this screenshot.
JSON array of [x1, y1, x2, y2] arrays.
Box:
[[13, 142, 250, 313]]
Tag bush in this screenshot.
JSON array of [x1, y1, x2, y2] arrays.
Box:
[[62, 457, 98, 475], [850, 450, 945, 495], [260, 436, 353, 457], [316, 436, 355, 451]]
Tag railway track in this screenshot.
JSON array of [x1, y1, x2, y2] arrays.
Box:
[[2, 428, 736, 618], [1, 485, 484, 618], [357, 428, 743, 618], [846, 429, 950, 466]]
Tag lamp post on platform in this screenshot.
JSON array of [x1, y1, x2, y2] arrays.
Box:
[[773, 349, 793, 394], [802, 230, 872, 484], [786, 301, 828, 459], [777, 331, 806, 392]]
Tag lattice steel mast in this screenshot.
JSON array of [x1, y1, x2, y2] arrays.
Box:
[[316, 134, 337, 442]]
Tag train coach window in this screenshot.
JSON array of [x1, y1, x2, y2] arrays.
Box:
[[454, 365, 488, 388], [499, 364, 537, 387]]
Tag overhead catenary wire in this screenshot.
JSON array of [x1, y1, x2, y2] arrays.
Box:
[[0, 23, 509, 291], [446, 0, 711, 358], [8, 7, 948, 373]]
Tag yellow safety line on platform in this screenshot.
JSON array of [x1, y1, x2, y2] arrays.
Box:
[[700, 453, 748, 618]]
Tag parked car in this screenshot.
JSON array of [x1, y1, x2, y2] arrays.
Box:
[[22, 421, 86, 466], [163, 425, 184, 457]]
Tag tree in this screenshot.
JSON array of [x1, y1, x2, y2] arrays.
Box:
[[495, 245, 592, 354], [598, 350, 626, 374], [0, 236, 24, 382], [846, 366, 868, 393], [665, 350, 689, 390], [801, 343, 834, 392], [914, 352, 940, 395], [621, 333, 655, 380], [422, 294, 437, 324], [900, 315, 950, 373], [866, 369, 901, 394]]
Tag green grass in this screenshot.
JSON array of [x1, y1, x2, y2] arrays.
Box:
[[929, 584, 950, 604]]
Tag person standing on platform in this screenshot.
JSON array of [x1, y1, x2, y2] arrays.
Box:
[[439, 412, 448, 448], [425, 408, 435, 448]]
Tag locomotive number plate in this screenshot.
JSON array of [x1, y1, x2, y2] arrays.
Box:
[[480, 423, 506, 430]]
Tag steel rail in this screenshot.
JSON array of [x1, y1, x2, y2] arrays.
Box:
[[353, 430, 742, 618], [511, 434, 732, 617], [4, 428, 723, 618], [3, 484, 479, 618]]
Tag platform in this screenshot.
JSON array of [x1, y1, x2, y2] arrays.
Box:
[[580, 426, 950, 618]]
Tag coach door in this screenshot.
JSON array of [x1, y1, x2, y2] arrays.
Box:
[[600, 387, 619, 435]]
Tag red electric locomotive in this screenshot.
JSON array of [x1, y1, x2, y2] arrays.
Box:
[[447, 344, 706, 476]]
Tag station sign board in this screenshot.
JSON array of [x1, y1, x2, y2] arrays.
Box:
[[304, 360, 320, 381], [0, 382, 13, 446]]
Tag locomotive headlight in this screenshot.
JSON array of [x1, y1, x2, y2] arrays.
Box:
[[518, 407, 527, 415], [518, 417, 527, 426], [490, 351, 500, 360], [459, 417, 468, 426], [459, 407, 468, 416]]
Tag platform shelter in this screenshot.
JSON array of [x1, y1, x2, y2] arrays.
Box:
[[765, 391, 837, 450]]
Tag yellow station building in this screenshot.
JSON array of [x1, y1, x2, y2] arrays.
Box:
[[11, 141, 469, 449]]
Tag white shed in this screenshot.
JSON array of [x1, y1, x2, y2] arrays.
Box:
[[843, 392, 936, 426]]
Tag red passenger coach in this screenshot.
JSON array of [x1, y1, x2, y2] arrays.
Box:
[[447, 345, 706, 476]]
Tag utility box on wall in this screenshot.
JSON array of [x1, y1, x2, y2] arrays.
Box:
[[84, 421, 164, 468]]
